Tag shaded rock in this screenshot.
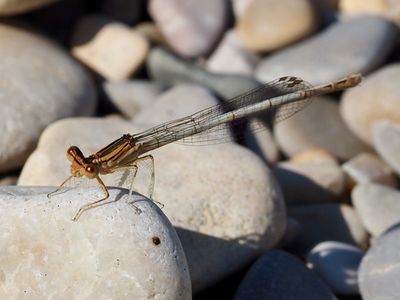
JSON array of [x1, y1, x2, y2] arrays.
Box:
[[234, 250, 337, 300], [100, 0, 145, 24], [273, 158, 345, 205], [255, 16, 397, 85], [352, 183, 400, 236], [0, 0, 59, 15], [288, 203, 368, 253], [307, 241, 364, 295]]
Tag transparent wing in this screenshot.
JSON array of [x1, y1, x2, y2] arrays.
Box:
[[133, 76, 313, 147]]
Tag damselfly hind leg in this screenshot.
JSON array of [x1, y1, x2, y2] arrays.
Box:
[[72, 176, 110, 221]]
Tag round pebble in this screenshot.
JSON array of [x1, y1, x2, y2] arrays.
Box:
[[0, 0, 58, 15], [147, 47, 261, 101], [0, 22, 96, 173], [148, 0, 228, 58], [235, 0, 317, 52], [255, 16, 397, 85], [19, 117, 286, 293], [272, 158, 345, 205], [358, 223, 400, 300], [102, 80, 164, 118], [206, 30, 260, 76], [307, 241, 364, 295], [352, 183, 400, 236], [71, 15, 149, 81], [288, 203, 368, 254], [342, 152, 397, 187], [373, 121, 400, 176], [0, 186, 191, 299], [234, 250, 337, 300], [274, 96, 370, 160], [341, 64, 400, 145]]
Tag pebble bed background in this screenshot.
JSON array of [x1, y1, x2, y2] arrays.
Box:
[[0, 0, 399, 299]]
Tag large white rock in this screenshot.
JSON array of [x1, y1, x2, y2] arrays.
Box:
[[0, 186, 191, 299]]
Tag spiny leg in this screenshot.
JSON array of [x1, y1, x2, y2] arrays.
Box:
[[72, 176, 109, 221], [47, 175, 74, 198]]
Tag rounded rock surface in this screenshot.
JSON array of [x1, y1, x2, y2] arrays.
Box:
[[307, 241, 364, 295], [0, 22, 96, 173], [352, 183, 400, 236], [373, 121, 400, 176], [272, 158, 345, 205], [359, 223, 400, 300], [233, 250, 337, 300], [148, 0, 228, 58], [0, 0, 59, 15], [19, 117, 286, 293], [71, 15, 149, 81], [0, 186, 191, 299], [341, 64, 400, 145], [236, 0, 317, 52], [255, 16, 397, 85], [274, 96, 369, 160], [288, 203, 368, 254]]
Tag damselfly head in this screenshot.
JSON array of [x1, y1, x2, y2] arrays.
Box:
[[66, 146, 98, 178]]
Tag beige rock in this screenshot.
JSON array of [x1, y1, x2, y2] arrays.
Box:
[[0, 186, 191, 299], [0, 0, 58, 15], [290, 148, 338, 164], [19, 117, 286, 292], [341, 64, 400, 145], [340, 0, 400, 25], [236, 0, 317, 52], [71, 15, 149, 81]]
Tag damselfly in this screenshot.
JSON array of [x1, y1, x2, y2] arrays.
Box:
[[48, 74, 362, 220]]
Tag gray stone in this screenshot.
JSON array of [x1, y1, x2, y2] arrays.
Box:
[[19, 117, 286, 293], [273, 159, 345, 205], [147, 47, 261, 101], [358, 223, 400, 300], [373, 121, 400, 176], [0, 22, 96, 173], [102, 80, 164, 118], [206, 30, 260, 76], [307, 241, 364, 295], [148, 0, 228, 57], [234, 250, 337, 300], [352, 183, 400, 236], [0, 186, 191, 299], [288, 203, 368, 253], [342, 152, 397, 187], [255, 16, 397, 85], [274, 96, 370, 160], [341, 64, 400, 145]]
